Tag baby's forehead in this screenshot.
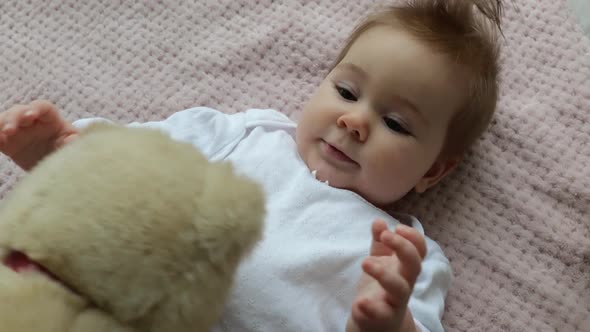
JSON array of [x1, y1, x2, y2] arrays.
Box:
[[333, 28, 470, 122], [336, 51, 463, 98], [342, 26, 454, 69]]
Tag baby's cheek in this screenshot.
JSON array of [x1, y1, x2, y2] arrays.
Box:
[[361, 175, 400, 206], [365, 163, 419, 202]]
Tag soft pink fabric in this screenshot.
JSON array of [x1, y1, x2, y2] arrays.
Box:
[[0, 1, 588, 331]]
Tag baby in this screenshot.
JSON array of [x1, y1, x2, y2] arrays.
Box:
[[0, 0, 502, 331]]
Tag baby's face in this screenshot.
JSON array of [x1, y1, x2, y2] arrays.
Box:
[[296, 25, 468, 206]]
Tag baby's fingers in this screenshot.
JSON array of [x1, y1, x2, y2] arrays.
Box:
[[372, 219, 388, 241], [17, 109, 40, 127], [370, 219, 391, 256], [362, 257, 410, 306], [54, 133, 79, 149], [1, 105, 29, 135], [395, 224, 427, 259], [29, 100, 58, 123], [381, 230, 423, 284], [353, 296, 393, 323]]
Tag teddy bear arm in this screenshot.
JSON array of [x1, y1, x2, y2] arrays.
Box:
[[0, 265, 85, 332], [69, 308, 137, 332]]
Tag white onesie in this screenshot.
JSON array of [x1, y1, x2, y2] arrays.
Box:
[[74, 107, 452, 332]]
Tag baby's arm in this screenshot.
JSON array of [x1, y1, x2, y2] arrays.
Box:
[[346, 220, 427, 332], [0, 100, 78, 170]]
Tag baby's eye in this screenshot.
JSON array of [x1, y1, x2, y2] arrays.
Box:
[[383, 117, 412, 136], [336, 86, 358, 102]]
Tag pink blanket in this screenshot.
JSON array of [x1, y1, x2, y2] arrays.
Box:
[[0, 1, 588, 330]]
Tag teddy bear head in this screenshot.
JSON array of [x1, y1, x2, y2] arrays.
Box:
[[0, 124, 265, 331]]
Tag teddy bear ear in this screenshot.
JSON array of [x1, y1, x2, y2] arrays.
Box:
[[192, 161, 266, 267], [126, 162, 266, 332]]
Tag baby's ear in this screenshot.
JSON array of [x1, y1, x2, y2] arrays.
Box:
[[414, 156, 460, 193]]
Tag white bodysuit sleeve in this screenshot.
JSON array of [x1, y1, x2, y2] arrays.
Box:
[[73, 107, 247, 161], [408, 237, 453, 332]]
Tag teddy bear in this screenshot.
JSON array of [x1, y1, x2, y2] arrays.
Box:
[[0, 123, 265, 331]]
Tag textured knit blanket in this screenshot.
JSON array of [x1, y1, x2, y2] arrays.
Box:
[[0, 1, 588, 331]]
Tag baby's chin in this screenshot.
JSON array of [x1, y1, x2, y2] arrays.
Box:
[[311, 167, 395, 207], [302, 150, 359, 191], [311, 166, 354, 191], [310, 164, 331, 184]]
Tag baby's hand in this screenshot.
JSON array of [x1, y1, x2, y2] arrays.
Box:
[[0, 100, 78, 170], [347, 219, 427, 332]]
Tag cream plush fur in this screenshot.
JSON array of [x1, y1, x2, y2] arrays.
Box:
[[0, 124, 265, 331]]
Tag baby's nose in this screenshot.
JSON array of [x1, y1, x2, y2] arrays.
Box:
[[336, 112, 369, 142]]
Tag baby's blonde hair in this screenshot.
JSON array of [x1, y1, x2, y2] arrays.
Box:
[[331, 0, 503, 157]]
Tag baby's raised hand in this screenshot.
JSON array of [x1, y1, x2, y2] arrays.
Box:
[[347, 219, 427, 332], [0, 100, 78, 171]]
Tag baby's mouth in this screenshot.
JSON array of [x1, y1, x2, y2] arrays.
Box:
[[2, 250, 79, 295], [321, 140, 358, 165]]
